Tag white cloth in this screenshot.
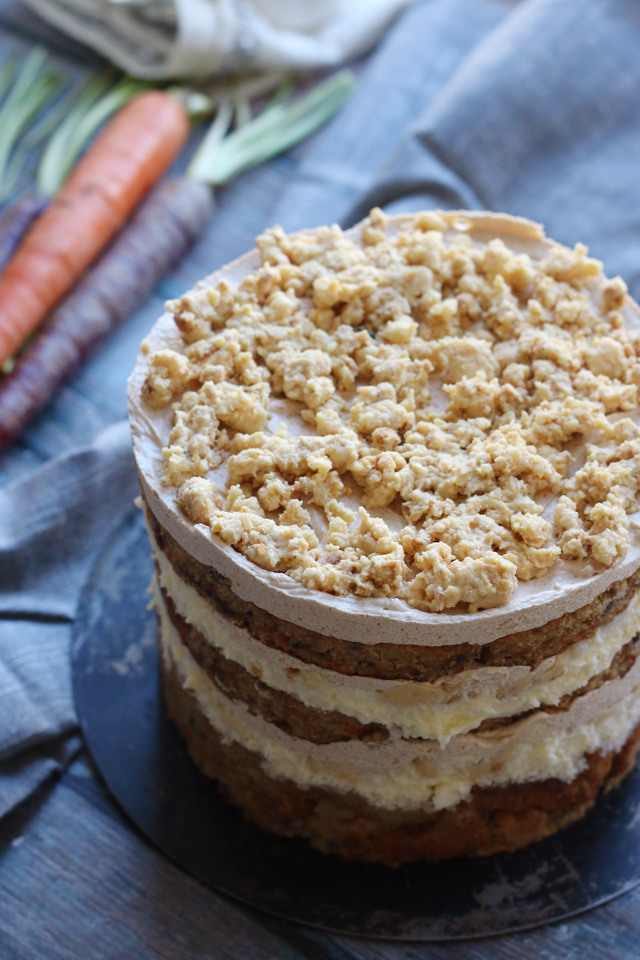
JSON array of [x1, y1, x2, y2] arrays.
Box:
[[22, 0, 414, 78]]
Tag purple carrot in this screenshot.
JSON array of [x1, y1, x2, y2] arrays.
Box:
[[0, 192, 49, 276], [0, 176, 213, 449]]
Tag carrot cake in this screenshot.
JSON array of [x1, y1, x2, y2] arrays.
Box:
[[128, 209, 640, 865]]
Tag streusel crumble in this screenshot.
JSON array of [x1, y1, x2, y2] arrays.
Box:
[[142, 209, 640, 613]]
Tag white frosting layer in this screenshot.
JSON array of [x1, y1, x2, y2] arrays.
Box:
[[130, 211, 640, 647], [152, 525, 640, 744], [156, 585, 640, 812]]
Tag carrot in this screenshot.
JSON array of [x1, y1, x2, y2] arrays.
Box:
[[0, 176, 213, 449], [0, 192, 49, 277], [0, 89, 189, 368], [0, 74, 148, 286]]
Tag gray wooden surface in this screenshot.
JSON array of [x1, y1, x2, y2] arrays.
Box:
[[2, 751, 640, 959], [0, 3, 639, 957]]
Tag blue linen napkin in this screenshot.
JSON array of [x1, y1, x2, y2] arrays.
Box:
[[349, 0, 640, 299], [4, 0, 639, 818], [0, 422, 138, 814]]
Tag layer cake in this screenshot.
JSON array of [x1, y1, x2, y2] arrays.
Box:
[[128, 209, 640, 864]]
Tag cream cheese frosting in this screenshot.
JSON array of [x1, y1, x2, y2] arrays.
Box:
[[151, 527, 640, 744], [156, 586, 640, 811], [130, 211, 640, 647]]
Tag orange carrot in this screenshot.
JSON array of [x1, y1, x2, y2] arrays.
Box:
[[0, 89, 189, 367]]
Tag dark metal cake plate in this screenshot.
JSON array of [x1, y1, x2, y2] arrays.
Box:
[[71, 508, 640, 940]]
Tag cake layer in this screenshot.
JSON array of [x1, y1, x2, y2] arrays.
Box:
[[159, 577, 640, 747], [161, 586, 388, 744], [129, 210, 640, 649], [155, 585, 640, 812], [147, 503, 640, 681], [151, 520, 640, 744], [160, 648, 640, 865]]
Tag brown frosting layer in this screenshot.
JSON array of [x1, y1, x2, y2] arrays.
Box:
[[149, 502, 640, 682], [159, 575, 640, 744]]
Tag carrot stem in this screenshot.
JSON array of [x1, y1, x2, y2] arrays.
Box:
[[187, 98, 233, 183], [234, 92, 251, 128], [188, 70, 355, 186], [0, 60, 17, 104], [0, 48, 63, 196], [1, 100, 66, 201], [36, 70, 117, 197], [267, 73, 296, 108], [167, 87, 215, 121]]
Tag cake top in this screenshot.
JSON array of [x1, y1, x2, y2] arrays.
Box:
[[130, 209, 640, 631]]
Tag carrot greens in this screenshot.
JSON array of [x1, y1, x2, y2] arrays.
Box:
[[233, 92, 251, 128], [267, 73, 296, 108], [1, 95, 67, 200], [187, 97, 234, 183], [0, 48, 63, 198], [187, 69, 354, 185], [0, 61, 17, 103]]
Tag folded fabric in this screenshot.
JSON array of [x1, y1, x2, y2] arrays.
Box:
[[0, 421, 138, 816], [272, 0, 504, 233], [21, 0, 414, 78], [0, 734, 82, 818], [349, 0, 640, 303]]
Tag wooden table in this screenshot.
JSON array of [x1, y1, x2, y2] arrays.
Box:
[[0, 3, 639, 956]]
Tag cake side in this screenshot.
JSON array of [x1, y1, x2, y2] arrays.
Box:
[[129, 209, 640, 864], [153, 571, 640, 863], [154, 580, 640, 812], [160, 652, 640, 864], [147, 502, 640, 679], [147, 502, 640, 745]]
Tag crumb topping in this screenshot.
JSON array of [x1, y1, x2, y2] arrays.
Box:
[[141, 209, 640, 613]]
